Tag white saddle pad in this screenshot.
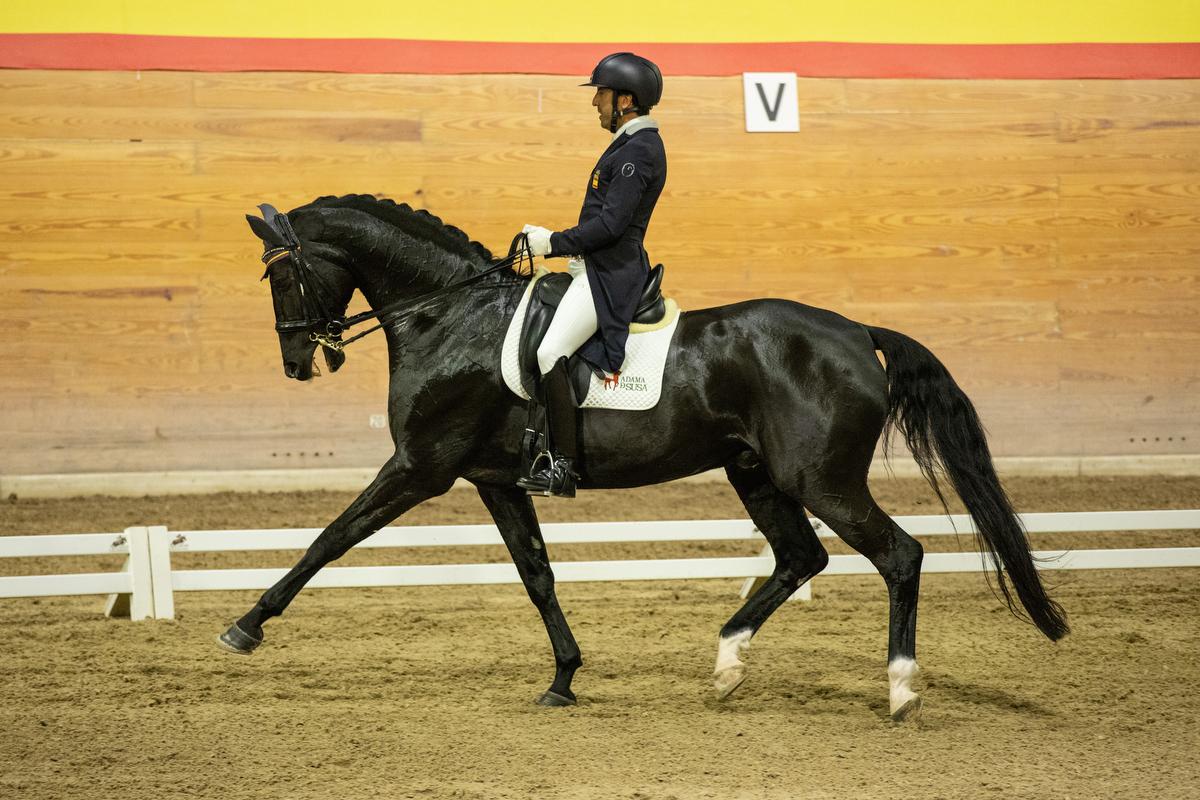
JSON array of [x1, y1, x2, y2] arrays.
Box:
[[501, 268, 682, 411]]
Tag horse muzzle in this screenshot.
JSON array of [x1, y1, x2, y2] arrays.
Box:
[[283, 359, 314, 381]]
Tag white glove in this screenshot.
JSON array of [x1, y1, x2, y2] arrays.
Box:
[[521, 224, 554, 257]]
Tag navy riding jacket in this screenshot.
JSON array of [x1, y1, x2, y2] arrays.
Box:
[[549, 117, 666, 373]]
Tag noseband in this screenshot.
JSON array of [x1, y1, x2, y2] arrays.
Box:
[[259, 208, 535, 352]]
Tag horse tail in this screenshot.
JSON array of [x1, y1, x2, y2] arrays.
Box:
[[867, 325, 1069, 641]]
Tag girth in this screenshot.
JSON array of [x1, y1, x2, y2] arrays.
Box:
[[517, 264, 667, 403]]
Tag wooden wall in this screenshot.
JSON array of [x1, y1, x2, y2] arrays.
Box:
[[1, 71, 1196, 474]]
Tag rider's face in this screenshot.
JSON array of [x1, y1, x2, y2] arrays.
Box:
[[592, 88, 631, 130], [592, 88, 611, 129]]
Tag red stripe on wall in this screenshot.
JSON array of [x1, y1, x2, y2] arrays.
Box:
[[1, 34, 1198, 78]]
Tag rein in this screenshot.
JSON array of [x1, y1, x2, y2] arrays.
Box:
[[262, 221, 534, 352]]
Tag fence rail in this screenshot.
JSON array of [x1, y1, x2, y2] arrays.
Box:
[[0, 527, 154, 619], [1, 511, 1197, 621]]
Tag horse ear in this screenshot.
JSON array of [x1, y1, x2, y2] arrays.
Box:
[[246, 214, 282, 246]]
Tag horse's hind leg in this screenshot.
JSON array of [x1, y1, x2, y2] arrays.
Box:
[[802, 481, 924, 721], [713, 461, 829, 699]]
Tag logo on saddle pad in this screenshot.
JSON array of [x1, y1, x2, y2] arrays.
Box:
[[501, 269, 681, 412], [605, 374, 648, 392]]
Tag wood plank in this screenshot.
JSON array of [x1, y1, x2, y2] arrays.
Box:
[[1049, 341, 1198, 385], [1055, 113, 1200, 145], [0, 70, 194, 108], [1057, 300, 1200, 341], [0, 210, 199, 242], [638, 234, 1054, 261], [0, 139, 195, 176], [1, 271, 201, 297], [1060, 175, 1200, 205], [196, 139, 426, 172], [840, 260, 1062, 303], [844, 79, 1200, 114], [0, 243, 249, 275], [0, 184, 333, 212], [861, 146, 1197, 178], [1054, 261, 1200, 303], [0, 107, 421, 142]]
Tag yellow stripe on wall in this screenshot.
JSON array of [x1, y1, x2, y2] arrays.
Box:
[[3, 0, 1198, 43]]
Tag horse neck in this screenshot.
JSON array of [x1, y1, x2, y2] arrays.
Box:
[[314, 211, 526, 353], [344, 222, 492, 311]]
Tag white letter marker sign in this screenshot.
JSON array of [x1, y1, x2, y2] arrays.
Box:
[[743, 72, 799, 132]]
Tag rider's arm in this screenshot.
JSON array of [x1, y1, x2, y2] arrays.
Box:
[[549, 142, 655, 257]]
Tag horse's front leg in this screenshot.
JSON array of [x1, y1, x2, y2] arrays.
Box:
[[476, 484, 582, 706], [217, 456, 453, 653]]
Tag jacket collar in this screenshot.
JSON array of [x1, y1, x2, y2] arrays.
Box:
[[612, 115, 659, 141]]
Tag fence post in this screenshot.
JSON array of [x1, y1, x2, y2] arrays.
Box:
[[102, 543, 132, 619], [118, 526, 154, 620], [147, 526, 176, 620], [104, 526, 153, 620]]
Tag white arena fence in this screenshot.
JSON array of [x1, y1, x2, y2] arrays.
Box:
[[0, 527, 155, 619], [1, 511, 1198, 621]]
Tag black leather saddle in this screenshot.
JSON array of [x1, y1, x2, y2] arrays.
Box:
[[518, 264, 667, 404]]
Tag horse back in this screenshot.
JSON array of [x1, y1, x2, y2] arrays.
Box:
[[670, 298, 886, 397]]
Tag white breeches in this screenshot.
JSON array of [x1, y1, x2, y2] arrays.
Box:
[[536, 258, 599, 376]]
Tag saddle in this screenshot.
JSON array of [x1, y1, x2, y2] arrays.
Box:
[[517, 264, 667, 403]]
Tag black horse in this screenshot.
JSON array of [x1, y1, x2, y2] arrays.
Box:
[[221, 194, 1067, 721]]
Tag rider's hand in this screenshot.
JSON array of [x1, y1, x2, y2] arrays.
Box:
[[522, 224, 554, 257]]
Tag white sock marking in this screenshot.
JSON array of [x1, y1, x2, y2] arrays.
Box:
[[888, 657, 920, 715], [712, 630, 753, 697], [715, 630, 752, 674]]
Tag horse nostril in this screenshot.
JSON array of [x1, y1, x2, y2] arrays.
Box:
[[284, 362, 298, 379]]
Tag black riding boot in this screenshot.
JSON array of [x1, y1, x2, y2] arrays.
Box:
[[517, 357, 580, 498]]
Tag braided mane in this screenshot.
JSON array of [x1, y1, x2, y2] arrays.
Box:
[[298, 194, 495, 263]]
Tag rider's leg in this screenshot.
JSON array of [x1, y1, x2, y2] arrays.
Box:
[[519, 266, 598, 497], [542, 357, 578, 460], [536, 264, 598, 376]]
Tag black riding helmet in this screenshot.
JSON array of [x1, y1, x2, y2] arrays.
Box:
[[581, 52, 663, 133]]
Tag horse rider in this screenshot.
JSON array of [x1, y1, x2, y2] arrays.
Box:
[[517, 52, 667, 498]]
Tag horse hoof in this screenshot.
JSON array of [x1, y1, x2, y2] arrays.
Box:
[[714, 665, 747, 700], [536, 690, 577, 707], [891, 695, 923, 723], [216, 622, 263, 655]]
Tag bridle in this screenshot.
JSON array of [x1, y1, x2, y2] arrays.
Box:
[[258, 207, 535, 352], [260, 212, 349, 348]]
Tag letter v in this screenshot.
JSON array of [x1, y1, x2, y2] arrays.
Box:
[[755, 82, 786, 122]]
